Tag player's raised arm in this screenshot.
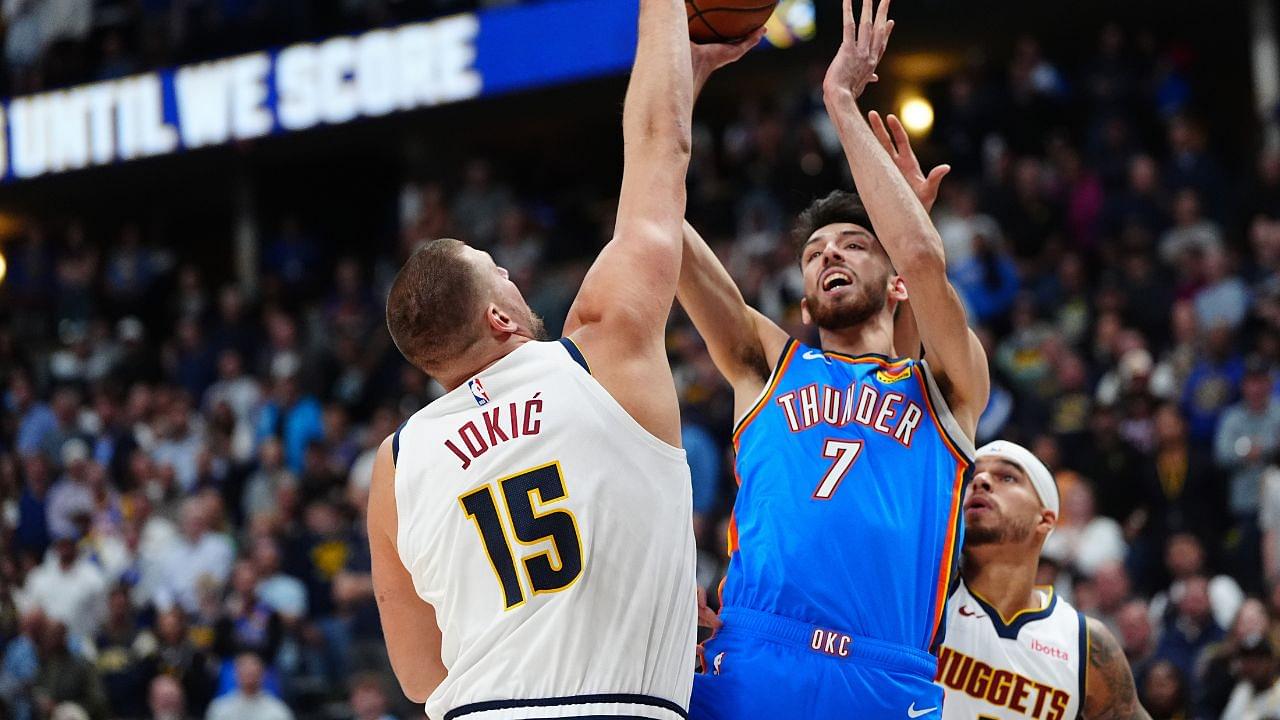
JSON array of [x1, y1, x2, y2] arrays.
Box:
[[867, 110, 950, 361], [566, 0, 694, 341], [367, 437, 446, 703], [678, 220, 789, 403], [560, 0, 695, 447], [676, 35, 784, 401], [822, 0, 988, 439]]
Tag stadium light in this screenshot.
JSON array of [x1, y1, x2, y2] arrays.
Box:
[[0, 250, 7, 286], [900, 96, 934, 136]]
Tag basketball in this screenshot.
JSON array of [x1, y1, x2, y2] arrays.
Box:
[[687, 0, 778, 44]]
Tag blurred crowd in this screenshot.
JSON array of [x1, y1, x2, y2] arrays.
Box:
[[3, 10, 1280, 720], [0, 0, 517, 95]]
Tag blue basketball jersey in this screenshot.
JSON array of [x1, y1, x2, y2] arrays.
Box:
[[722, 338, 974, 652]]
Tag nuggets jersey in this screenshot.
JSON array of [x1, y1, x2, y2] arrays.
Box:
[[393, 340, 697, 720], [725, 339, 973, 651], [936, 582, 1086, 720]]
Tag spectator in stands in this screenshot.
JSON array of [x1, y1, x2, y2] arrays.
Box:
[[242, 439, 296, 523], [1181, 325, 1244, 444], [202, 652, 290, 720], [1043, 480, 1127, 577], [1140, 659, 1191, 720], [1, 609, 47, 720], [153, 497, 234, 613], [91, 585, 151, 718], [1199, 598, 1273, 718], [15, 453, 53, 563], [252, 538, 307, 623], [147, 674, 191, 720], [346, 674, 397, 720], [34, 621, 108, 720], [11, 372, 56, 458], [450, 159, 512, 247], [1116, 599, 1157, 687], [141, 609, 215, 714], [256, 367, 323, 475], [1194, 249, 1251, 332], [1222, 635, 1280, 719], [1153, 575, 1226, 694], [1216, 357, 1280, 588], [18, 530, 106, 646], [213, 560, 283, 666], [1160, 188, 1224, 270], [203, 350, 261, 463], [1149, 533, 1244, 632]]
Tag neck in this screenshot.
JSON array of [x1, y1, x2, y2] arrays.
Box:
[[815, 309, 897, 358], [962, 543, 1043, 621], [435, 335, 531, 392]]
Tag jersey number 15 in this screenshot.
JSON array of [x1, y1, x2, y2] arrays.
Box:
[[459, 461, 584, 610]]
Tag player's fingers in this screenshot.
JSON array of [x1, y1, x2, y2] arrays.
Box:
[[927, 165, 953, 190], [860, 0, 873, 43], [877, 18, 895, 58], [741, 26, 768, 49], [876, 0, 892, 28], [868, 111, 896, 156], [887, 114, 913, 158], [842, 0, 855, 39]]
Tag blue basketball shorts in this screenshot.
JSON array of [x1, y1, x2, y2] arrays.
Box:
[[690, 607, 943, 720]]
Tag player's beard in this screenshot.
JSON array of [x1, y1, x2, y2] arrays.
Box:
[[965, 511, 1038, 547], [806, 275, 889, 330], [520, 304, 548, 341]]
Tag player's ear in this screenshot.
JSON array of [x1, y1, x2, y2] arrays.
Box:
[[487, 304, 518, 335], [800, 297, 813, 326], [1039, 508, 1058, 535], [887, 275, 908, 303]]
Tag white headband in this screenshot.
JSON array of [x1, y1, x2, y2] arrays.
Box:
[[974, 440, 1060, 518]]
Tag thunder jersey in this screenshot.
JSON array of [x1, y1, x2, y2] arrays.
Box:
[[724, 339, 974, 652], [936, 582, 1086, 720], [393, 340, 697, 720]]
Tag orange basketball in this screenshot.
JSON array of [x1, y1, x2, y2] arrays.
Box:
[[687, 0, 778, 44]]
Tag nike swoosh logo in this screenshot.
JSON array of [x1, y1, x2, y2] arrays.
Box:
[[802, 350, 826, 360], [958, 606, 986, 619], [907, 704, 937, 718]]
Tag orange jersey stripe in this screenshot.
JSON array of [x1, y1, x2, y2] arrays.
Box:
[[929, 465, 966, 647], [913, 370, 969, 466], [822, 351, 913, 369], [731, 340, 800, 446]]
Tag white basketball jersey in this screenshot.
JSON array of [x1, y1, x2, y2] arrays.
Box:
[[393, 340, 697, 720], [936, 581, 1086, 720]]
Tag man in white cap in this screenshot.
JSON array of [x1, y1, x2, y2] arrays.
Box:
[[935, 440, 1151, 720]]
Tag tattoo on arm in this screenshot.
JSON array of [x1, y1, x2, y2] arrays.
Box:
[[1085, 618, 1152, 720]]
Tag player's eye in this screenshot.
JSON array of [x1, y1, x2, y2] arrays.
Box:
[[1002, 475, 1016, 483]]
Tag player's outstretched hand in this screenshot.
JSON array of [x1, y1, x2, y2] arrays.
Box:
[[823, 0, 893, 102], [692, 27, 767, 92], [868, 110, 950, 212]]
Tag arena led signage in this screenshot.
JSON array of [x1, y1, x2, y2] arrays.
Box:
[[0, 0, 814, 183]]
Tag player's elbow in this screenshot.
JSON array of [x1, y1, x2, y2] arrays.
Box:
[[397, 670, 442, 705]]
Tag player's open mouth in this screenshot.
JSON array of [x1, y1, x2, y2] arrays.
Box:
[[964, 496, 992, 512], [821, 269, 854, 292]]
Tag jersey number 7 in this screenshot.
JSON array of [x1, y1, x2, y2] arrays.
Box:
[[814, 439, 864, 499], [459, 461, 584, 610]]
